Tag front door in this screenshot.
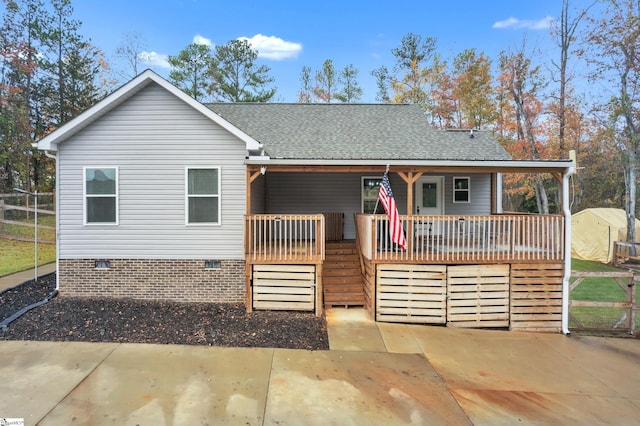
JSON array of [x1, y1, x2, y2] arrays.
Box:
[[415, 176, 444, 215]]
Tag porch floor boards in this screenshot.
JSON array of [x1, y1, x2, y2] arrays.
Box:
[[323, 240, 365, 309]]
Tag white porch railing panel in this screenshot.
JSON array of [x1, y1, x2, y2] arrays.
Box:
[[364, 214, 565, 263], [245, 214, 325, 262]]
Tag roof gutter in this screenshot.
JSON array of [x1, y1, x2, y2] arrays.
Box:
[[245, 157, 574, 171]]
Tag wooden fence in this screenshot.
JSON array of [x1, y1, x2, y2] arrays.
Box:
[[613, 241, 640, 267], [0, 195, 56, 244], [569, 270, 638, 336]]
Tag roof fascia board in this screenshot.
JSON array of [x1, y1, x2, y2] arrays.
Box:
[[244, 158, 574, 170], [36, 69, 262, 151]]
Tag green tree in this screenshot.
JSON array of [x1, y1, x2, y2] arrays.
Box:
[[0, 0, 107, 192], [210, 39, 276, 102], [168, 42, 213, 101], [298, 65, 312, 103], [313, 59, 337, 103], [585, 0, 640, 244], [0, 0, 46, 191], [35, 0, 108, 189], [335, 64, 362, 103], [371, 65, 390, 103], [389, 33, 437, 105]]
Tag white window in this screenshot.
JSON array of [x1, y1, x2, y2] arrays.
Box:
[[186, 167, 220, 224], [84, 167, 118, 224], [361, 176, 385, 214], [453, 177, 470, 203]]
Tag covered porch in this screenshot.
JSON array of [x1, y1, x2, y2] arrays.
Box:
[[243, 162, 574, 333]]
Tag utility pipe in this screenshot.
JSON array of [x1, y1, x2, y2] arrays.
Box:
[[562, 163, 576, 335]]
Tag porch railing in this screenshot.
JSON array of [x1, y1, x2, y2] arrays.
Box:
[[356, 214, 565, 263], [245, 214, 325, 262]]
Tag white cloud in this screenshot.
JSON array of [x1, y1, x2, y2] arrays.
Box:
[[493, 16, 554, 30], [193, 34, 213, 47], [138, 51, 171, 69], [239, 34, 303, 60]]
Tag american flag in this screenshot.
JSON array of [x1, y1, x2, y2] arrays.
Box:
[[378, 171, 407, 251]]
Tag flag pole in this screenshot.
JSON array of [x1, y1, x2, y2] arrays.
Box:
[[372, 165, 390, 214]]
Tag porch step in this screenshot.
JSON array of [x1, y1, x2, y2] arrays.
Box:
[[323, 241, 365, 309], [325, 248, 358, 256], [324, 262, 360, 272]]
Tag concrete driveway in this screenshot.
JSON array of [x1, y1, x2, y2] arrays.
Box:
[[1, 308, 639, 425]]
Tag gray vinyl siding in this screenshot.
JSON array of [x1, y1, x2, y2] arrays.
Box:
[[265, 173, 407, 239], [265, 173, 491, 239], [58, 83, 247, 259], [442, 173, 492, 215]]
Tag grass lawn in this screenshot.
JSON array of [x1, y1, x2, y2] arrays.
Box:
[[0, 239, 56, 277], [1, 213, 56, 276], [570, 258, 638, 332]]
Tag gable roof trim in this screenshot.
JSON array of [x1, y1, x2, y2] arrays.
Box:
[[36, 69, 262, 152]]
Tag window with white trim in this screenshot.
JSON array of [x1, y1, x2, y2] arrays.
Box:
[[84, 167, 118, 224], [361, 176, 385, 213], [453, 177, 470, 203], [186, 167, 220, 224]]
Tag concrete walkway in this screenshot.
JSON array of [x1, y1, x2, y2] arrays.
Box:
[[1, 306, 639, 425], [1, 267, 639, 424], [0, 262, 56, 291]]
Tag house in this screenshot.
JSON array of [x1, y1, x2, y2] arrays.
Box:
[[36, 70, 575, 333]]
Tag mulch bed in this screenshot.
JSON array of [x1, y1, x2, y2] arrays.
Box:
[[0, 274, 329, 350]]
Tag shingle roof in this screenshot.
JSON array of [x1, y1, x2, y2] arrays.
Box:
[[206, 103, 511, 161]]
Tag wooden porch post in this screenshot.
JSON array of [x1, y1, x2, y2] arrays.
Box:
[[397, 171, 423, 216], [246, 169, 262, 214], [397, 171, 423, 253]]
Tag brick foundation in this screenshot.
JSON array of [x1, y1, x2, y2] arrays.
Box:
[[58, 259, 245, 303]]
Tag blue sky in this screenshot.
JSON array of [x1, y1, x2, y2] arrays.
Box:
[[72, 0, 594, 102]]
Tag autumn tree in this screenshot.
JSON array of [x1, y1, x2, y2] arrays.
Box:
[[585, 0, 640, 244], [210, 39, 276, 102], [498, 44, 550, 214], [452, 49, 497, 129], [427, 56, 456, 128]]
